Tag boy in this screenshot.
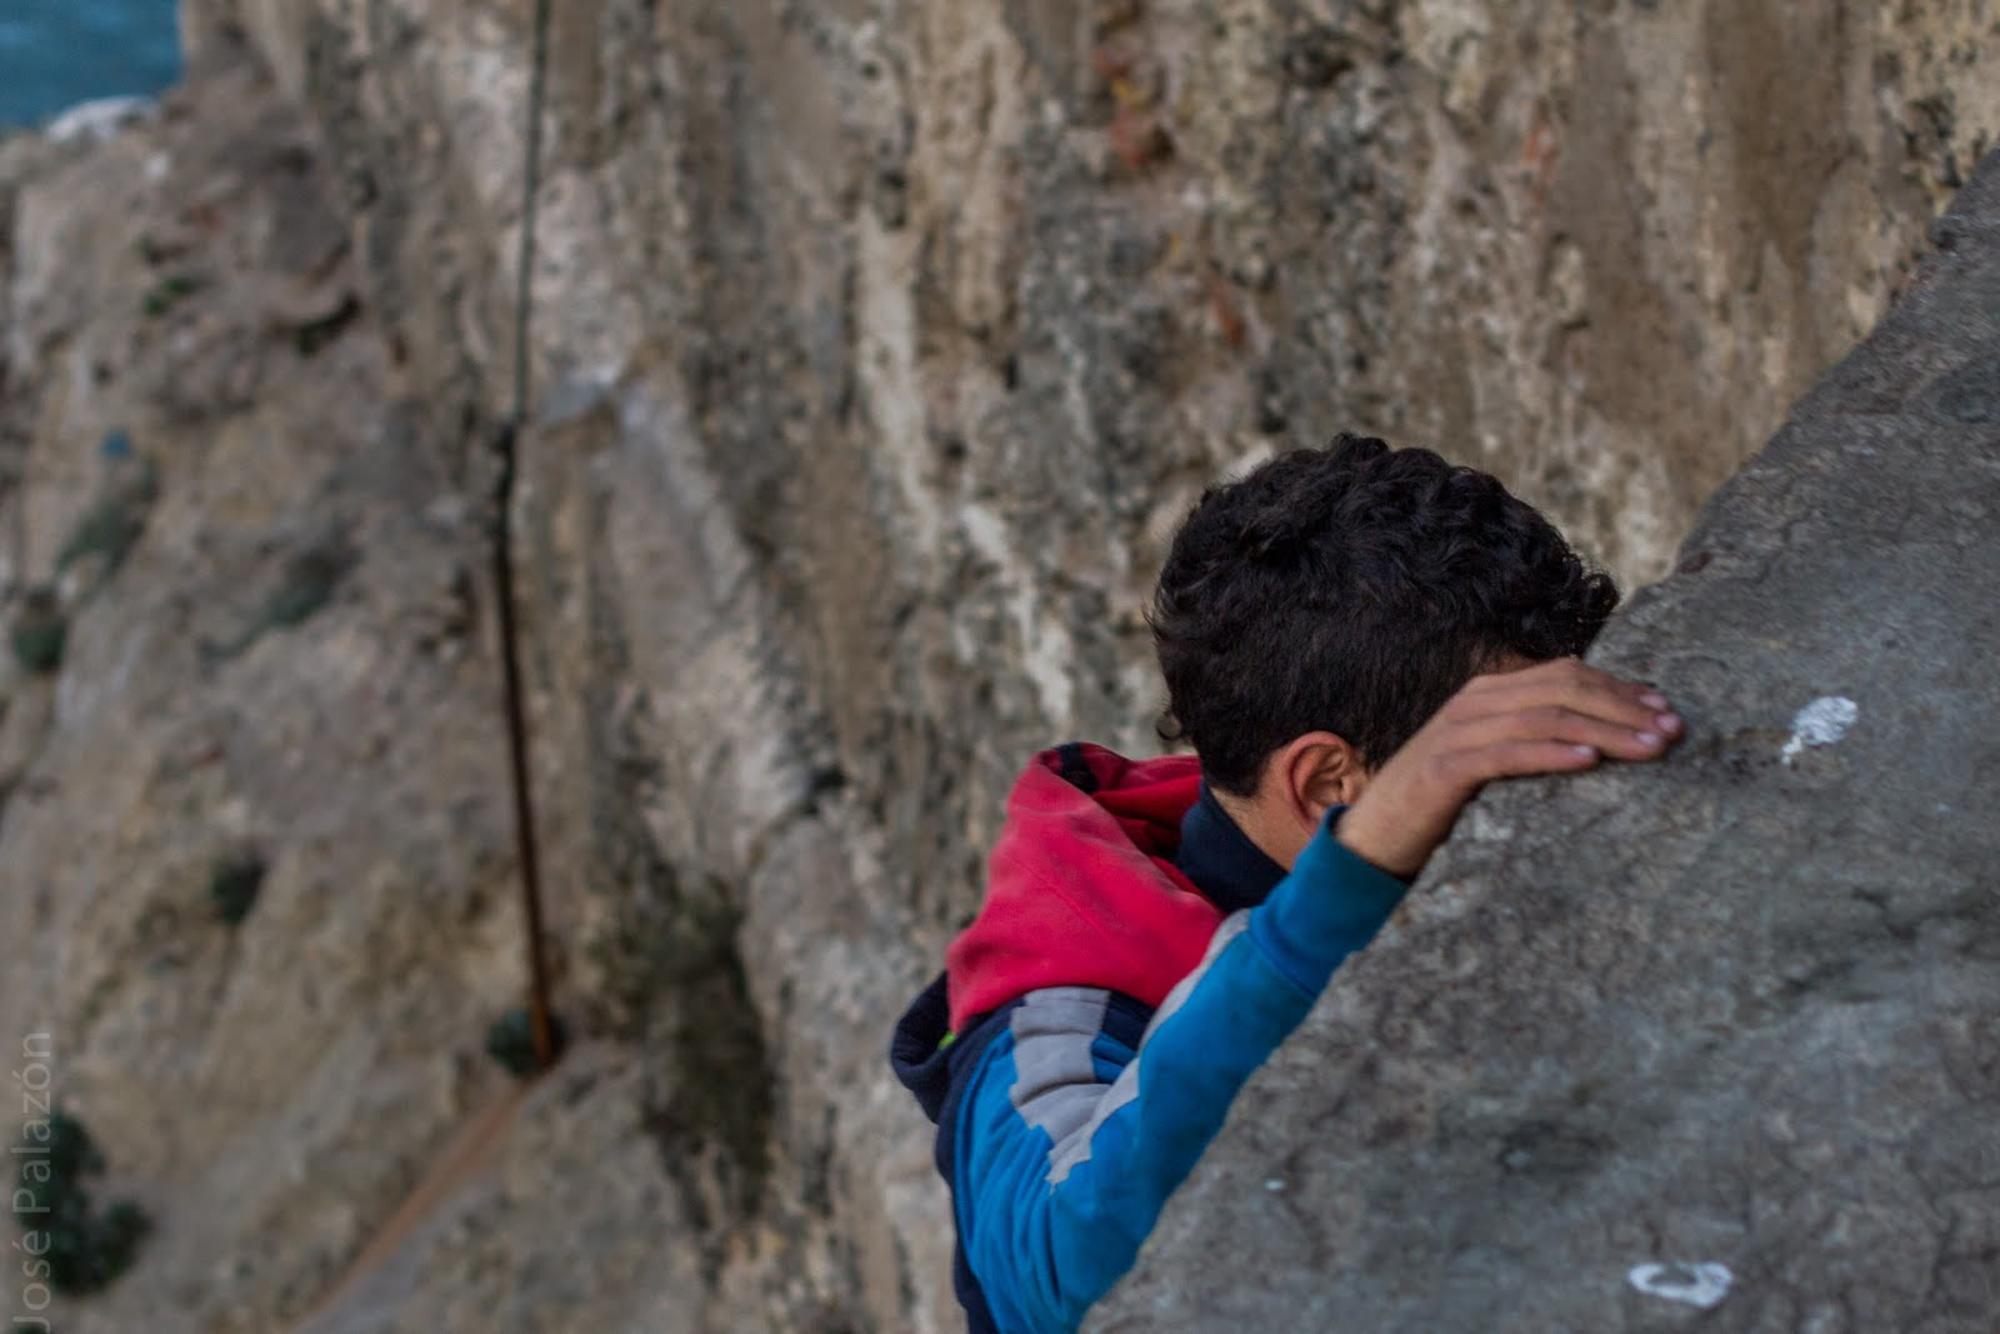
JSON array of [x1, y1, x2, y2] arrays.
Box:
[[891, 436, 1684, 1333]]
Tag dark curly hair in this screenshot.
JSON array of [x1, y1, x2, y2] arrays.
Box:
[[1150, 434, 1619, 795]]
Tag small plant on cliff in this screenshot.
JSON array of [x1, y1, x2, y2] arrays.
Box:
[[207, 853, 267, 926], [261, 539, 353, 631], [140, 273, 205, 319], [9, 588, 67, 675], [56, 457, 159, 579], [12, 1110, 153, 1295]]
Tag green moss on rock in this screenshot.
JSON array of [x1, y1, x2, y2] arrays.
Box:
[[208, 854, 267, 926], [10, 594, 67, 675], [56, 458, 158, 579], [140, 273, 206, 318], [13, 1111, 153, 1296], [261, 540, 353, 630]]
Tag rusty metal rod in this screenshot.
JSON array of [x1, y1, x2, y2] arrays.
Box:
[[493, 0, 558, 1070]]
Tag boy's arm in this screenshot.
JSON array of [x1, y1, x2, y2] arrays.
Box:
[[955, 819, 1407, 1334], [956, 658, 1684, 1332]]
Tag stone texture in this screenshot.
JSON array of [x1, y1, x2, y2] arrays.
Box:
[[1099, 149, 2000, 1334], [0, 63, 531, 1334], [170, 10, 1998, 1325], [2, 1, 1998, 1331]]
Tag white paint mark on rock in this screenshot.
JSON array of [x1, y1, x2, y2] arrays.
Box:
[[1781, 695, 1858, 765], [1627, 1262, 1733, 1310]]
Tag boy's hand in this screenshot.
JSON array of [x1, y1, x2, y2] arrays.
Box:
[[1336, 657, 1684, 880]]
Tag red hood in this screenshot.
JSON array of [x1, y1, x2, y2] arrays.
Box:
[[945, 744, 1222, 1031]]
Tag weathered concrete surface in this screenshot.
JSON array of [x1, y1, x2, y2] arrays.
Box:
[[1100, 150, 2000, 1334]]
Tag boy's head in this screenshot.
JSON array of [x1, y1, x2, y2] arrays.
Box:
[[1151, 435, 1618, 855]]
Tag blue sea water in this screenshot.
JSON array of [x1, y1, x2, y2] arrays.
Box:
[[0, 0, 182, 129]]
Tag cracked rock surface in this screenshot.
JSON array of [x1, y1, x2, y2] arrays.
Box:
[[1099, 149, 2000, 1334]]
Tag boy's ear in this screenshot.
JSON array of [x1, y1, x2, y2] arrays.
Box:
[[1270, 730, 1369, 826]]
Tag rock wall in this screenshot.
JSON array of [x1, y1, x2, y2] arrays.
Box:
[[1100, 147, 2000, 1333], [0, 67, 539, 1332], [0, 1, 1994, 1330]]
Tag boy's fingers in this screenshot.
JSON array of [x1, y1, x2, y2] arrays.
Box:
[[1494, 661, 1653, 709], [1455, 738, 1602, 786], [1451, 705, 1672, 760], [1475, 667, 1671, 734]]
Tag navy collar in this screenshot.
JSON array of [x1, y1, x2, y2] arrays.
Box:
[[1173, 782, 1289, 915]]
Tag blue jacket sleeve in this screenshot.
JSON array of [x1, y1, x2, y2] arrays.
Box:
[[953, 816, 1409, 1332]]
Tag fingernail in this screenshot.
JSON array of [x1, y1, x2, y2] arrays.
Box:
[[1656, 713, 1683, 734], [1640, 692, 1669, 709], [1572, 745, 1597, 758], [1636, 731, 1662, 747]]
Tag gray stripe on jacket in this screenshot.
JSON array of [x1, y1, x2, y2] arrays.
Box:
[[1007, 987, 1114, 1154], [1006, 912, 1253, 1186]]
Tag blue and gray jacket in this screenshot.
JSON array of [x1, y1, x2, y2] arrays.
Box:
[[891, 745, 1409, 1333]]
